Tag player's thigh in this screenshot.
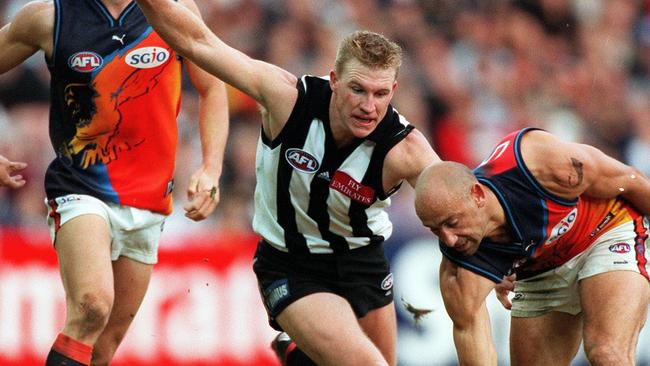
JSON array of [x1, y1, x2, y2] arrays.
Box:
[[54, 214, 114, 303], [358, 301, 396, 366], [580, 271, 649, 350], [276, 292, 387, 366], [510, 311, 582, 366]]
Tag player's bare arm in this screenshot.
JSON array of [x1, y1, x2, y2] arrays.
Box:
[[0, 155, 28, 189], [177, 0, 230, 221], [136, 0, 297, 140], [183, 60, 229, 221], [0, 1, 53, 73], [383, 128, 440, 191], [439, 257, 498, 366], [523, 130, 650, 214], [577, 144, 650, 215], [0, 1, 52, 189]]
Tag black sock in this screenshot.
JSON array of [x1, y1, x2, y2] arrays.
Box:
[[286, 347, 318, 366], [45, 349, 88, 366]]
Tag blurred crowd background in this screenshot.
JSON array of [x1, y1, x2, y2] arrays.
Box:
[[1, 0, 649, 365], [1, 0, 649, 233]]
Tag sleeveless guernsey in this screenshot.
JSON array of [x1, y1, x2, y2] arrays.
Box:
[[253, 75, 414, 254], [441, 128, 646, 281], [45, 0, 182, 214]]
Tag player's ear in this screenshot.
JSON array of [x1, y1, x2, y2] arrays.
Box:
[[329, 70, 338, 90], [470, 183, 486, 207]]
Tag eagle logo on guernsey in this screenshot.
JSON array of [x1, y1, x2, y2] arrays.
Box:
[[68, 52, 103, 73], [285, 148, 320, 173], [125, 47, 171, 69]]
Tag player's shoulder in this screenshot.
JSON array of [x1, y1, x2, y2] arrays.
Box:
[[15, 0, 54, 18], [175, 0, 201, 15], [520, 128, 560, 146], [5, 1, 53, 51], [385, 126, 439, 185], [10, 1, 54, 34], [394, 127, 431, 154]]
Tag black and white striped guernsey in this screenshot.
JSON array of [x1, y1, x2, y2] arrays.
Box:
[[253, 75, 415, 254]]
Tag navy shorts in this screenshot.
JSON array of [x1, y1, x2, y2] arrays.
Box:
[[253, 240, 394, 331]]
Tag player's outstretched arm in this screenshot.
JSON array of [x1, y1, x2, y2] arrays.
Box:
[[137, 0, 297, 137], [440, 257, 498, 366], [0, 1, 53, 74]]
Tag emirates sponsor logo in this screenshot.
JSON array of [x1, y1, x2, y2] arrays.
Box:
[[329, 171, 375, 205]]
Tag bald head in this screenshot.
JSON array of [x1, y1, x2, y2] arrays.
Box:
[[414, 161, 477, 224]]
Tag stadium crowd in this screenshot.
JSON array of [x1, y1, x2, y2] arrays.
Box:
[[1, 0, 649, 235]]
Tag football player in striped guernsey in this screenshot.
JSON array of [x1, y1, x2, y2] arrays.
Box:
[[135, 1, 441, 365]]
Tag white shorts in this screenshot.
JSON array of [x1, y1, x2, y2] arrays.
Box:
[[511, 218, 650, 317], [45, 194, 166, 264]]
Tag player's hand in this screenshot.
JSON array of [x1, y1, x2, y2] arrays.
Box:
[[0, 155, 27, 189], [495, 273, 516, 310], [183, 166, 220, 221]]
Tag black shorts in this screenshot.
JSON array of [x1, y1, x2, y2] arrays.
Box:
[[253, 240, 394, 331]]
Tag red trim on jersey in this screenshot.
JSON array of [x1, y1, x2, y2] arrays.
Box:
[[634, 216, 649, 280], [47, 199, 61, 233], [285, 341, 297, 362], [478, 130, 519, 176], [51, 333, 93, 365]]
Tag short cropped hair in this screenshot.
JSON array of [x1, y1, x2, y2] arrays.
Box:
[[334, 30, 403, 78]]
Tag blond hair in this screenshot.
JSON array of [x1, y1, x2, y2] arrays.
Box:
[[334, 30, 403, 77]]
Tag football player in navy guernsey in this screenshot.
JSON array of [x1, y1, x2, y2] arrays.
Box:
[[415, 128, 650, 366], [0, 1, 229, 365], [135, 1, 440, 365]]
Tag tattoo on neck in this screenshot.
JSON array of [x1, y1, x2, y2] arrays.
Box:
[[569, 158, 584, 187]]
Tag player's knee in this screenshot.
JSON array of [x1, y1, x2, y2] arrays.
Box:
[[70, 292, 113, 335], [584, 342, 633, 365]]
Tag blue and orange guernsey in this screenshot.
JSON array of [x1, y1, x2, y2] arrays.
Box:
[[45, 0, 182, 215], [440, 128, 648, 282]]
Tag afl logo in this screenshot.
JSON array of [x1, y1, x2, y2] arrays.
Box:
[[125, 47, 170, 69], [285, 148, 320, 173], [68, 52, 103, 73], [609, 243, 631, 254]]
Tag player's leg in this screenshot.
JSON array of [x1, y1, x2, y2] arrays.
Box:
[[46, 214, 114, 366], [271, 332, 316, 366], [580, 271, 649, 365], [510, 312, 582, 366], [509, 255, 584, 366], [276, 292, 388, 366], [90, 256, 153, 365], [358, 302, 397, 366], [578, 218, 650, 365], [270, 303, 395, 366], [90, 205, 163, 365]]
